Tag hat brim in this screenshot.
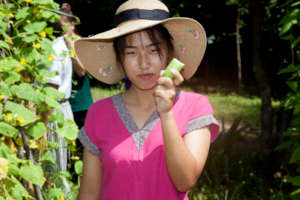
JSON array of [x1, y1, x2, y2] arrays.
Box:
[[74, 17, 206, 84]]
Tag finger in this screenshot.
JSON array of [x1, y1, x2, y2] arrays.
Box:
[[153, 86, 176, 99], [153, 89, 171, 100], [157, 76, 174, 89], [170, 69, 184, 85]]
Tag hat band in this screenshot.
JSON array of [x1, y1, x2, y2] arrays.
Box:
[[115, 9, 170, 25]]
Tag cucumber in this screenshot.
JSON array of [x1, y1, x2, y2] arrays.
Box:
[[163, 58, 184, 79]]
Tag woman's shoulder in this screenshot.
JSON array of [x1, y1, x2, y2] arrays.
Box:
[[179, 90, 210, 103], [89, 94, 116, 110], [177, 90, 215, 118]]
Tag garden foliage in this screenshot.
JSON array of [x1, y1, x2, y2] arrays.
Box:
[[0, 0, 80, 199], [276, 0, 300, 199]]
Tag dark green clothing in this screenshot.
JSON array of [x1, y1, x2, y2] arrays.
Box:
[[69, 74, 93, 112]]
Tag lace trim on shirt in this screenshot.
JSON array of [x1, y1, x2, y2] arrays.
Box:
[[112, 94, 160, 151], [78, 127, 101, 156], [112, 91, 182, 151], [185, 115, 219, 135]]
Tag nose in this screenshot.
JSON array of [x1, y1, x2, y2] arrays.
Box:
[[138, 51, 150, 70]]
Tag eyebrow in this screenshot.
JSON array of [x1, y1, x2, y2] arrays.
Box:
[[124, 42, 161, 49]]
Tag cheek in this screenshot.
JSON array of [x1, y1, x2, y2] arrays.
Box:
[[151, 54, 167, 70], [123, 57, 136, 68], [122, 58, 137, 76]]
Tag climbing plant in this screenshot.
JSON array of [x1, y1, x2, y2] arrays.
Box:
[[0, 0, 80, 199]]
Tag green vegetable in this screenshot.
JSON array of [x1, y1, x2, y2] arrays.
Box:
[[163, 58, 184, 79]]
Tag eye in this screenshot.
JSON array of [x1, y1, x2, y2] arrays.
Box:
[[150, 48, 159, 53], [125, 51, 136, 55]]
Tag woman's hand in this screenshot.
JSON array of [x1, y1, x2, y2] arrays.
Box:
[[153, 69, 184, 115]]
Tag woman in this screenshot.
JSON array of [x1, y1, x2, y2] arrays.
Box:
[[75, 0, 219, 199]]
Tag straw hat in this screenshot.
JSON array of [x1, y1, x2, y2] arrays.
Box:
[[74, 0, 207, 84]]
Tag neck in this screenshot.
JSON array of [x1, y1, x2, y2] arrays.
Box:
[[123, 87, 155, 108]]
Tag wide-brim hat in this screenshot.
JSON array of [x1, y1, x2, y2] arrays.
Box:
[[74, 0, 207, 84]]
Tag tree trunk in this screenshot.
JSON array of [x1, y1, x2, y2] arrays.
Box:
[[250, 0, 273, 157], [236, 8, 242, 92]]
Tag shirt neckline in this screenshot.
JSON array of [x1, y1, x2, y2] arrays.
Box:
[[111, 91, 181, 151]]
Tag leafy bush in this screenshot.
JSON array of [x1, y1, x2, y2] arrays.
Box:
[[0, 0, 80, 199], [275, 0, 300, 199]]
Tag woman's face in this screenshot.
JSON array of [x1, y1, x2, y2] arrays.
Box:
[[121, 30, 169, 90]]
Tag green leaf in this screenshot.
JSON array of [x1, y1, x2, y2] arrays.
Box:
[[15, 7, 30, 20], [8, 164, 21, 176], [38, 69, 56, 83], [74, 160, 83, 175], [5, 101, 37, 126], [44, 97, 60, 108], [39, 150, 55, 164], [22, 34, 37, 43], [11, 83, 43, 104], [280, 19, 298, 36], [4, 71, 21, 85], [0, 122, 18, 137], [40, 10, 55, 19], [287, 176, 300, 186], [19, 163, 45, 187], [43, 86, 65, 100], [24, 21, 47, 33], [57, 119, 78, 140], [2, 178, 15, 194], [0, 57, 20, 72], [290, 113, 300, 128], [275, 140, 294, 151], [292, 1, 300, 7], [0, 146, 25, 164], [0, 82, 12, 97], [10, 176, 30, 200], [279, 64, 299, 74], [47, 188, 63, 200], [49, 110, 64, 127], [291, 188, 300, 196], [59, 170, 71, 179], [0, 103, 2, 116], [27, 122, 47, 139], [290, 146, 300, 163], [39, 37, 53, 51], [44, 27, 53, 35], [0, 143, 13, 158], [38, 0, 59, 7], [21, 47, 41, 63], [0, 40, 10, 50], [287, 81, 298, 91]]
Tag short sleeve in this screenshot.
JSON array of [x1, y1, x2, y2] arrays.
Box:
[[78, 105, 101, 156], [184, 94, 219, 142]]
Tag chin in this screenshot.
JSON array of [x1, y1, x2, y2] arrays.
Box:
[[133, 83, 157, 91]]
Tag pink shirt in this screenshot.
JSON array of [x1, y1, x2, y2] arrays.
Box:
[[79, 91, 219, 200]]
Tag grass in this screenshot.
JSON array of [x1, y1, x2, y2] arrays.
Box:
[[91, 86, 124, 102], [206, 93, 262, 125]]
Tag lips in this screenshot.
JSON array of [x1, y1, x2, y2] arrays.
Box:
[[138, 73, 154, 80]]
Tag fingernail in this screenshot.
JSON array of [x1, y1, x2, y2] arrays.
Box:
[[171, 69, 176, 73]]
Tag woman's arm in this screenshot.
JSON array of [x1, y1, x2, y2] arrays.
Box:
[[160, 112, 211, 192], [77, 149, 103, 200], [154, 69, 211, 192]]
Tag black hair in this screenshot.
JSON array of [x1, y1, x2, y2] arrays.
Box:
[[113, 24, 174, 63], [58, 8, 76, 23]]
